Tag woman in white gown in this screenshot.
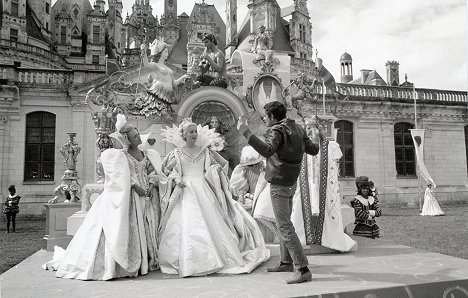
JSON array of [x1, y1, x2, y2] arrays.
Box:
[[43, 115, 161, 280], [421, 184, 444, 216], [158, 120, 270, 277]]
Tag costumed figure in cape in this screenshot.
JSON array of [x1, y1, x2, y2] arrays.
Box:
[[43, 114, 162, 280], [350, 176, 382, 239], [136, 39, 189, 117], [291, 118, 357, 251], [157, 120, 269, 277], [421, 183, 444, 216]]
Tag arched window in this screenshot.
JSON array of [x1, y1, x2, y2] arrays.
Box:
[[24, 112, 56, 181], [334, 120, 354, 177], [394, 122, 415, 176], [465, 125, 468, 174]]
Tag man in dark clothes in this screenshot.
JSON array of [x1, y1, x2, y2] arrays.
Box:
[[238, 101, 320, 284]]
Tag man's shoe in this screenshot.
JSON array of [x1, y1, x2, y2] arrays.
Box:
[[267, 263, 294, 272], [286, 271, 312, 284]]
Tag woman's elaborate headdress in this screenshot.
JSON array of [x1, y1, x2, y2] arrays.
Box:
[[110, 113, 131, 149], [150, 39, 168, 56], [161, 118, 220, 150]]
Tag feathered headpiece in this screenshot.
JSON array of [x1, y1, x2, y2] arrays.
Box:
[[109, 113, 130, 149], [150, 39, 168, 56], [161, 118, 220, 150]]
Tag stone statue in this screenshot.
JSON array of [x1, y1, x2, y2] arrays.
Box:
[[60, 133, 81, 171], [49, 133, 81, 204], [195, 33, 228, 88], [252, 25, 273, 64], [135, 39, 190, 117]]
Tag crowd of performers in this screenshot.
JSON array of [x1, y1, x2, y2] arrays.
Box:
[[41, 100, 443, 284]]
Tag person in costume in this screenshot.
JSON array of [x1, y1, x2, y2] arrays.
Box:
[[137, 39, 189, 117], [291, 118, 357, 252], [4, 185, 20, 233], [421, 183, 444, 216], [229, 146, 264, 210], [43, 114, 162, 280], [350, 176, 382, 239], [158, 120, 269, 277]]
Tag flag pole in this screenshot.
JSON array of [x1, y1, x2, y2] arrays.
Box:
[[413, 83, 422, 211]]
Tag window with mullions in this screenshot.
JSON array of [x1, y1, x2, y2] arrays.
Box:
[[394, 122, 416, 176], [334, 120, 354, 177], [11, 0, 19, 17], [24, 112, 56, 181]]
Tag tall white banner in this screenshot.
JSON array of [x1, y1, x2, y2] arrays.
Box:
[[410, 129, 435, 187]]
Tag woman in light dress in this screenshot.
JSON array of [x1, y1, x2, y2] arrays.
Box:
[[421, 184, 444, 216], [43, 115, 161, 280], [157, 120, 270, 277]]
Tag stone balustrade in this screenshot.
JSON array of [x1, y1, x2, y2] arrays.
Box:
[[17, 68, 73, 85], [336, 83, 467, 104]]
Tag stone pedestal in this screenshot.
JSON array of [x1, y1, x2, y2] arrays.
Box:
[[67, 183, 104, 235], [43, 203, 81, 251]]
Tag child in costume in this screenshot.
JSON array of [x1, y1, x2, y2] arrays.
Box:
[[4, 185, 20, 233], [350, 176, 382, 238]]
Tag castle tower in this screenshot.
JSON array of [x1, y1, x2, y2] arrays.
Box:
[[108, 0, 124, 59], [225, 0, 238, 60], [1, 0, 28, 43], [29, 0, 52, 41], [290, 0, 313, 60], [247, 0, 278, 47], [340, 52, 353, 83], [164, 0, 180, 51], [386, 60, 400, 86], [85, 3, 107, 65]]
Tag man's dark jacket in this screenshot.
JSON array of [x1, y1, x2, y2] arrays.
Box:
[[243, 118, 319, 186]]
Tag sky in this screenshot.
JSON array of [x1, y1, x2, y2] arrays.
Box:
[[54, 0, 468, 91]]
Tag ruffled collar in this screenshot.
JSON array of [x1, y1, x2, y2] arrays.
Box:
[[355, 195, 375, 206]]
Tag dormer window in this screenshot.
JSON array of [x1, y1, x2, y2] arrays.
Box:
[[11, 0, 19, 17]]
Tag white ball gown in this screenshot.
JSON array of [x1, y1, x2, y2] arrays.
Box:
[[158, 146, 270, 277], [421, 187, 444, 216]]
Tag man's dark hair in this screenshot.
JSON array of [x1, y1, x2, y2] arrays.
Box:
[[202, 33, 217, 46], [264, 101, 287, 121]]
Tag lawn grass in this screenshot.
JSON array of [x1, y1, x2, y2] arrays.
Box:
[[0, 215, 45, 274], [0, 206, 467, 275], [378, 205, 468, 259]]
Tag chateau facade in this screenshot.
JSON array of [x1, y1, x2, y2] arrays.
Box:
[[0, 0, 467, 214]]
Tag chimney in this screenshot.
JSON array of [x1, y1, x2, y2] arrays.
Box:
[[386, 60, 400, 86], [360, 69, 371, 84]]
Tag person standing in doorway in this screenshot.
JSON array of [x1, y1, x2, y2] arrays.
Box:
[[238, 101, 319, 284]]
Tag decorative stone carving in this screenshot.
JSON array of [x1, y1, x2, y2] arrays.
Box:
[[49, 133, 81, 204]]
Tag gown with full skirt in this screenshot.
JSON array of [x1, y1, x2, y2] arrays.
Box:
[[158, 148, 270, 277], [421, 188, 444, 216], [42, 148, 161, 280]]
